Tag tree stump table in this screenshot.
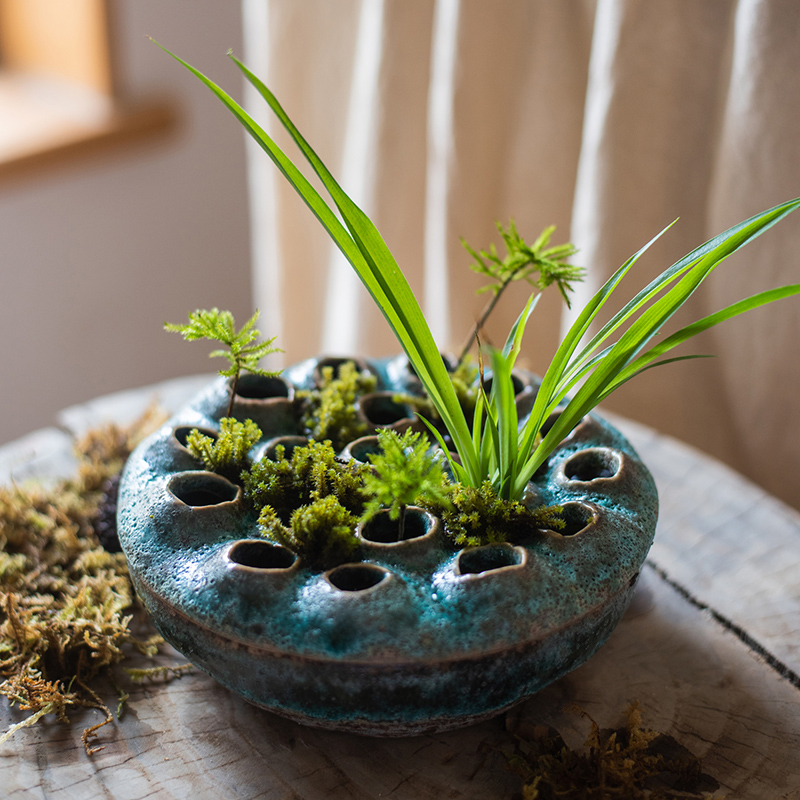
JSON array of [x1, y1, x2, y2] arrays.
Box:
[[1, 376, 799, 799]]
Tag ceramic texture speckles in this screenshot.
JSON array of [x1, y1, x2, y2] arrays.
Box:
[[117, 355, 658, 734]]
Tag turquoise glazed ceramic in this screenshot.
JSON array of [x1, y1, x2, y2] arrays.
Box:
[[117, 355, 658, 735]]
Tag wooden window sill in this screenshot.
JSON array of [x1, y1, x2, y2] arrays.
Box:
[[0, 70, 176, 186]]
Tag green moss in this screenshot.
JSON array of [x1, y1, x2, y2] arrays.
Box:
[[361, 429, 452, 532], [186, 417, 262, 481], [259, 495, 359, 570], [297, 361, 377, 450], [423, 481, 563, 548], [242, 439, 367, 520]]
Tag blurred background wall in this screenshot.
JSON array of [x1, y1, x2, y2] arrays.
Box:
[[0, 0, 252, 447]]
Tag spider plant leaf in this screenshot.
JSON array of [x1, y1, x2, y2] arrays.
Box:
[[605, 284, 800, 393], [597, 354, 714, 398], [565, 197, 800, 410], [502, 292, 540, 364], [517, 224, 672, 465], [489, 347, 520, 499], [571, 200, 800, 377], [512, 199, 800, 498], [150, 41, 374, 307], [417, 416, 468, 484]]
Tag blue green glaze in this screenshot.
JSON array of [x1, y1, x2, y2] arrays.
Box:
[[117, 355, 658, 734]]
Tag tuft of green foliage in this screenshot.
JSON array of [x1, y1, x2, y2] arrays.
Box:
[[458, 222, 582, 362], [423, 480, 563, 548], [185, 418, 262, 481], [297, 361, 377, 451], [165, 308, 282, 416], [156, 41, 800, 505], [361, 429, 451, 540], [243, 440, 367, 521], [258, 496, 359, 570]]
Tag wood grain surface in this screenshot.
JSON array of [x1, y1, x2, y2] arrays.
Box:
[[2, 379, 799, 799]]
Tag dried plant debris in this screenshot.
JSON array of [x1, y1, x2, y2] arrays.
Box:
[[501, 703, 721, 800], [0, 408, 178, 755]]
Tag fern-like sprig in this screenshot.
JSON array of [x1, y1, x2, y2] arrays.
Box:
[[165, 308, 282, 415], [458, 222, 582, 363], [362, 429, 451, 540]]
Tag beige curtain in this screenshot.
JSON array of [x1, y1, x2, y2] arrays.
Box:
[[243, 0, 800, 511]]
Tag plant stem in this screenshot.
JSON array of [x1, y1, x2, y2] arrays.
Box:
[[398, 504, 406, 541], [458, 281, 514, 365], [227, 371, 239, 417]]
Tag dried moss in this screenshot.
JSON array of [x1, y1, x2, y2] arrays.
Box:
[[501, 703, 721, 799], [0, 409, 172, 755]]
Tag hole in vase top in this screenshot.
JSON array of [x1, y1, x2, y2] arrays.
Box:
[[228, 540, 296, 570], [236, 374, 291, 400], [360, 509, 431, 544], [168, 473, 239, 507], [359, 393, 411, 427], [564, 448, 621, 482], [314, 357, 370, 384], [262, 435, 309, 461], [457, 544, 522, 576], [405, 352, 456, 380], [481, 371, 526, 398], [173, 426, 218, 449], [342, 435, 382, 464], [327, 563, 388, 592], [544, 502, 595, 537], [540, 409, 566, 437]]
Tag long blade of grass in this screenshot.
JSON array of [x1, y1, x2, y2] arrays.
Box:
[[502, 292, 539, 363], [603, 285, 800, 393], [489, 348, 519, 499], [517, 225, 670, 464], [512, 201, 800, 497], [597, 354, 714, 399], [566, 199, 800, 411], [570, 200, 800, 377], [151, 41, 371, 295]]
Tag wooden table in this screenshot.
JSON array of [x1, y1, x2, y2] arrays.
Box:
[[2, 376, 799, 799]]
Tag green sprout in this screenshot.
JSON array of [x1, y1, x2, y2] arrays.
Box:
[[458, 221, 582, 363], [165, 308, 282, 416], [155, 41, 800, 504], [361, 429, 451, 541]]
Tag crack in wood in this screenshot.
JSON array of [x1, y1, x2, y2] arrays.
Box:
[[645, 559, 800, 691]]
